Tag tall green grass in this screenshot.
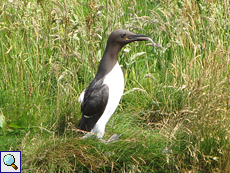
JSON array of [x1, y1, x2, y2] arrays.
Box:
[[0, 0, 230, 172]]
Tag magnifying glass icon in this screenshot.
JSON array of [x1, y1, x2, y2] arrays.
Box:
[[3, 154, 18, 170]]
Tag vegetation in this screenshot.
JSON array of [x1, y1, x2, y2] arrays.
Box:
[[0, 0, 229, 172]]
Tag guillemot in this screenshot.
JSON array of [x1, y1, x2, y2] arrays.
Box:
[[78, 29, 155, 140]]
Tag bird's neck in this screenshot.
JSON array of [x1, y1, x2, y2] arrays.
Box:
[[96, 44, 122, 79]]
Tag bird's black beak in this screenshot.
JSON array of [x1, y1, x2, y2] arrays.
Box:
[[127, 34, 156, 47], [128, 34, 150, 41]]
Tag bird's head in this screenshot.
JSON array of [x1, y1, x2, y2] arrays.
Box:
[[107, 29, 155, 48]]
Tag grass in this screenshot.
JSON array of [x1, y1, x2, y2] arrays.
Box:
[[0, 0, 230, 172]]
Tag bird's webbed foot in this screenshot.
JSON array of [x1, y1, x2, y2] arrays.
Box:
[[99, 133, 121, 143]]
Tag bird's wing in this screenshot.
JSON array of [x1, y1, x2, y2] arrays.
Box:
[[78, 83, 109, 131]]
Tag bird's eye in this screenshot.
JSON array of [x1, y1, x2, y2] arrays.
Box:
[[121, 34, 126, 38]]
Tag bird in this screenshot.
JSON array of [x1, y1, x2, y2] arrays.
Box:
[[78, 29, 155, 141]]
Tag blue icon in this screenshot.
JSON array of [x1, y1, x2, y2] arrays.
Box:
[[3, 154, 18, 170], [1, 151, 21, 172]]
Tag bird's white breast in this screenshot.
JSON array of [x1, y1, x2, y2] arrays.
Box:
[[78, 89, 85, 103], [91, 62, 124, 138]]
